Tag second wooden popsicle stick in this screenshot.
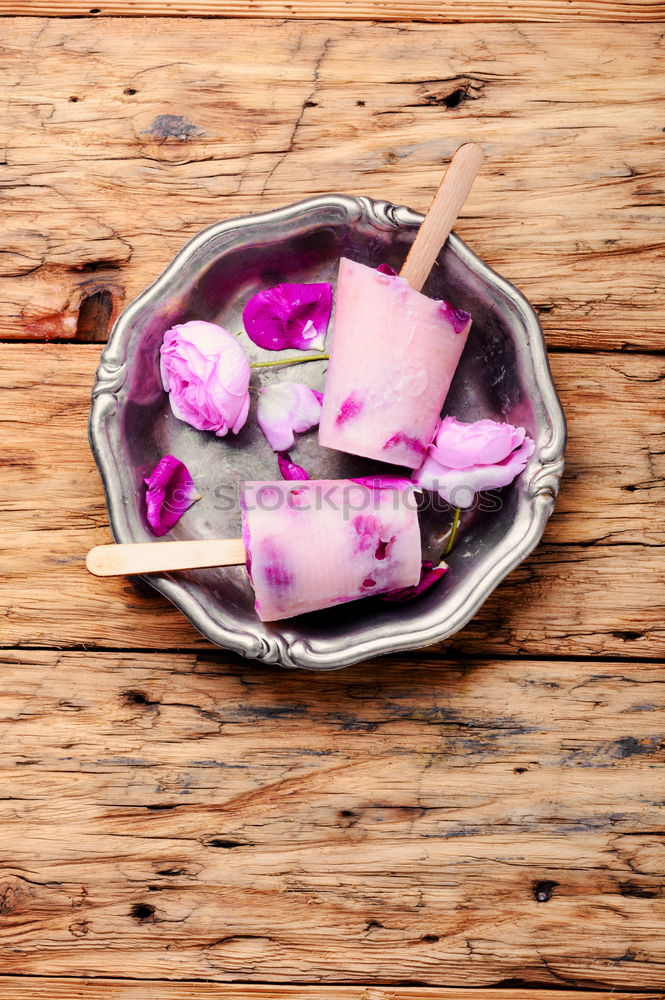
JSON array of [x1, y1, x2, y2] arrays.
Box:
[[400, 142, 484, 292], [86, 538, 247, 577]]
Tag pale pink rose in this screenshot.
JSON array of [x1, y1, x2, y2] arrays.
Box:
[[413, 415, 534, 507], [160, 321, 250, 437]]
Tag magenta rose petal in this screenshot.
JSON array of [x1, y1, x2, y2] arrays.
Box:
[[242, 282, 333, 352], [381, 560, 449, 603], [277, 452, 310, 481], [144, 455, 200, 537]]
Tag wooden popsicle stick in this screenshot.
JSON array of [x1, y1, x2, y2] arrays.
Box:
[[399, 141, 484, 292], [86, 538, 246, 577]]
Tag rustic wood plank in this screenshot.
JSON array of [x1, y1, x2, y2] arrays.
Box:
[[3, 1, 665, 19], [0, 650, 663, 986], [0, 983, 662, 1000], [1, 19, 664, 350], [1, 343, 663, 657]]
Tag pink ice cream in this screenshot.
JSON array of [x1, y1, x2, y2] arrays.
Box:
[[240, 477, 422, 621], [319, 258, 472, 469]]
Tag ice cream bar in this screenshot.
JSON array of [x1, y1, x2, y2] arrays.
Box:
[[240, 477, 421, 621], [319, 258, 472, 469]]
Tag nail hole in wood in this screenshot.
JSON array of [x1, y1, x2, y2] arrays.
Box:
[[442, 88, 466, 109], [131, 903, 155, 921], [124, 88, 137, 95], [422, 934, 440, 943], [356, 100, 365, 106], [69, 96, 79, 103], [123, 689, 149, 706], [534, 880, 559, 903]]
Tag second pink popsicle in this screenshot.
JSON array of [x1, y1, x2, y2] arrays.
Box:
[[241, 477, 421, 621]]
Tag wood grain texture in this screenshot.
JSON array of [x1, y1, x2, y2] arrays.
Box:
[[0, 650, 663, 987], [1, 343, 664, 657], [0, 984, 663, 1000], [3, 1, 665, 19], [1, 19, 664, 350]]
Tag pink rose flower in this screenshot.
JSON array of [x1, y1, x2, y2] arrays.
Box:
[[160, 321, 250, 436], [257, 382, 323, 452], [413, 416, 535, 508]]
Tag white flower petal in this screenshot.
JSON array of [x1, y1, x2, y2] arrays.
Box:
[[257, 382, 322, 452]]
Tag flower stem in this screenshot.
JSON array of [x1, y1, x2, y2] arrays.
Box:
[[444, 506, 461, 556], [249, 354, 329, 369]]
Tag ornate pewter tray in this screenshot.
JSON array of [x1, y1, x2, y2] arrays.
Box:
[[89, 196, 565, 670]]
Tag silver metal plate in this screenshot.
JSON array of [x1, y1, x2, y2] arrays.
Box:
[[89, 196, 566, 670]]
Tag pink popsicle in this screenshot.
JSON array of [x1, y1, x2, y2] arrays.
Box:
[[319, 258, 472, 469], [240, 477, 421, 621]]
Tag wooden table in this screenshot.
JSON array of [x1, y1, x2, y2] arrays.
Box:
[[1, 2, 664, 997]]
